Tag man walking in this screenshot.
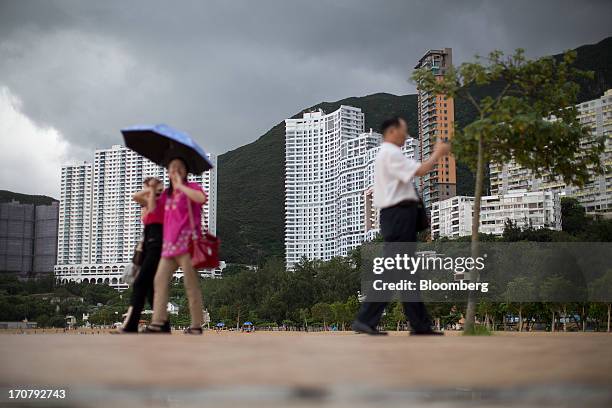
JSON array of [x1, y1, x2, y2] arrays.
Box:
[[352, 117, 451, 336]]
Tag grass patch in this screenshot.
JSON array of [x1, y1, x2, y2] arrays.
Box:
[[463, 325, 492, 336]]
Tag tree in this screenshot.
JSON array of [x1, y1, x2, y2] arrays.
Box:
[[389, 301, 406, 331], [504, 277, 535, 332], [540, 275, 581, 332], [412, 49, 603, 332], [298, 308, 310, 330], [561, 197, 588, 235], [311, 302, 332, 328], [330, 301, 349, 330], [589, 270, 612, 332]]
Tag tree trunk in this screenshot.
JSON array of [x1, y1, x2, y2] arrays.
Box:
[[464, 133, 485, 334], [608, 304, 611, 333], [518, 306, 523, 332], [582, 305, 586, 332], [563, 305, 567, 332], [551, 311, 555, 332]]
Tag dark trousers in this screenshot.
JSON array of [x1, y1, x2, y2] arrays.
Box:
[[124, 223, 162, 332], [356, 203, 432, 333]]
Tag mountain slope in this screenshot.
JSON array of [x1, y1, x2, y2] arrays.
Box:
[[218, 37, 612, 264], [217, 93, 419, 264], [0, 190, 58, 206]]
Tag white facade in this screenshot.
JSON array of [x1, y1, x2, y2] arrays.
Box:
[[285, 105, 419, 267], [431, 190, 561, 239], [58, 162, 93, 265], [285, 106, 364, 267], [55, 145, 218, 288], [431, 196, 474, 239], [338, 130, 382, 256], [490, 89, 612, 215], [54, 261, 225, 290]]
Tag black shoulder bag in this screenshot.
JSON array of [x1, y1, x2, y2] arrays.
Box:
[[413, 182, 430, 232]]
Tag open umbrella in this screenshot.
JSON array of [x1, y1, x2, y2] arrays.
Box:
[[216, 322, 225, 327], [121, 123, 213, 173], [243, 322, 253, 326]]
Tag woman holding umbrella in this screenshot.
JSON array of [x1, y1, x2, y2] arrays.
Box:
[[145, 157, 207, 334], [122, 124, 215, 335]]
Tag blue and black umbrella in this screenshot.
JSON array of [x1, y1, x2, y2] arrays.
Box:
[[121, 123, 213, 174], [216, 322, 225, 327]]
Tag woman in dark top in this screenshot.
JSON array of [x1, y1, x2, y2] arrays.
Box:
[[118, 177, 165, 333]]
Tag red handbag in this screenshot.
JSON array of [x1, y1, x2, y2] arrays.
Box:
[[187, 196, 220, 269]]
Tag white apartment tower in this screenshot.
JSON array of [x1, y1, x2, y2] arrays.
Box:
[[55, 145, 219, 288], [430, 196, 474, 239], [431, 190, 561, 239], [337, 130, 382, 256], [57, 162, 93, 265], [285, 106, 419, 267], [285, 106, 364, 267], [489, 89, 612, 215]]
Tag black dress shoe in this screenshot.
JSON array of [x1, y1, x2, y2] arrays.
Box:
[[410, 330, 444, 336], [352, 320, 388, 335]]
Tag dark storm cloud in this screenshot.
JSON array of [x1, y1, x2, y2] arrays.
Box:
[[1, 0, 611, 159]]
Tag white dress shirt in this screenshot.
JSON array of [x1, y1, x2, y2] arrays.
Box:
[[373, 142, 420, 209]]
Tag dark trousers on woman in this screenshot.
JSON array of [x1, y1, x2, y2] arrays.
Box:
[[123, 223, 162, 332], [356, 203, 432, 333]]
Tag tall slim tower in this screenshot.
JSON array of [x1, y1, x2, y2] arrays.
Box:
[[284, 107, 418, 268], [285, 106, 364, 268], [57, 162, 93, 265], [415, 48, 457, 209]]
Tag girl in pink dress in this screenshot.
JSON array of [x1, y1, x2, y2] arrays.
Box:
[[145, 158, 207, 334]]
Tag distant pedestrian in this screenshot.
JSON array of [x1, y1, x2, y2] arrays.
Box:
[[352, 117, 450, 336], [116, 177, 165, 333], [145, 158, 207, 335]]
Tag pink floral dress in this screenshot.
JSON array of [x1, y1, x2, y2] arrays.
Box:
[[161, 182, 206, 258]]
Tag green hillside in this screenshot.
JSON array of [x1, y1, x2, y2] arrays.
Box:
[[218, 37, 612, 264], [0, 190, 58, 206]]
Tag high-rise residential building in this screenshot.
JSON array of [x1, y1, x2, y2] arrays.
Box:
[[285, 106, 364, 267], [285, 106, 418, 267], [489, 89, 612, 215], [431, 190, 561, 239], [55, 145, 220, 289], [338, 130, 382, 256], [57, 162, 93, 265], [430, 196, 474, 239], [415, 48, 457, 210], [0, 200, 59, 276]]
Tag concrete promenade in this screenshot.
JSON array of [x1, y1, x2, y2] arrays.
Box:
[[1, 331, 611, 407]]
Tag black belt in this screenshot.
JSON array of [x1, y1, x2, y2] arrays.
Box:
[[383, 200, 418, 210]]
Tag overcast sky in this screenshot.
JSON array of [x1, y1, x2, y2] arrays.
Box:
[[1, 0, 611, 197]]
